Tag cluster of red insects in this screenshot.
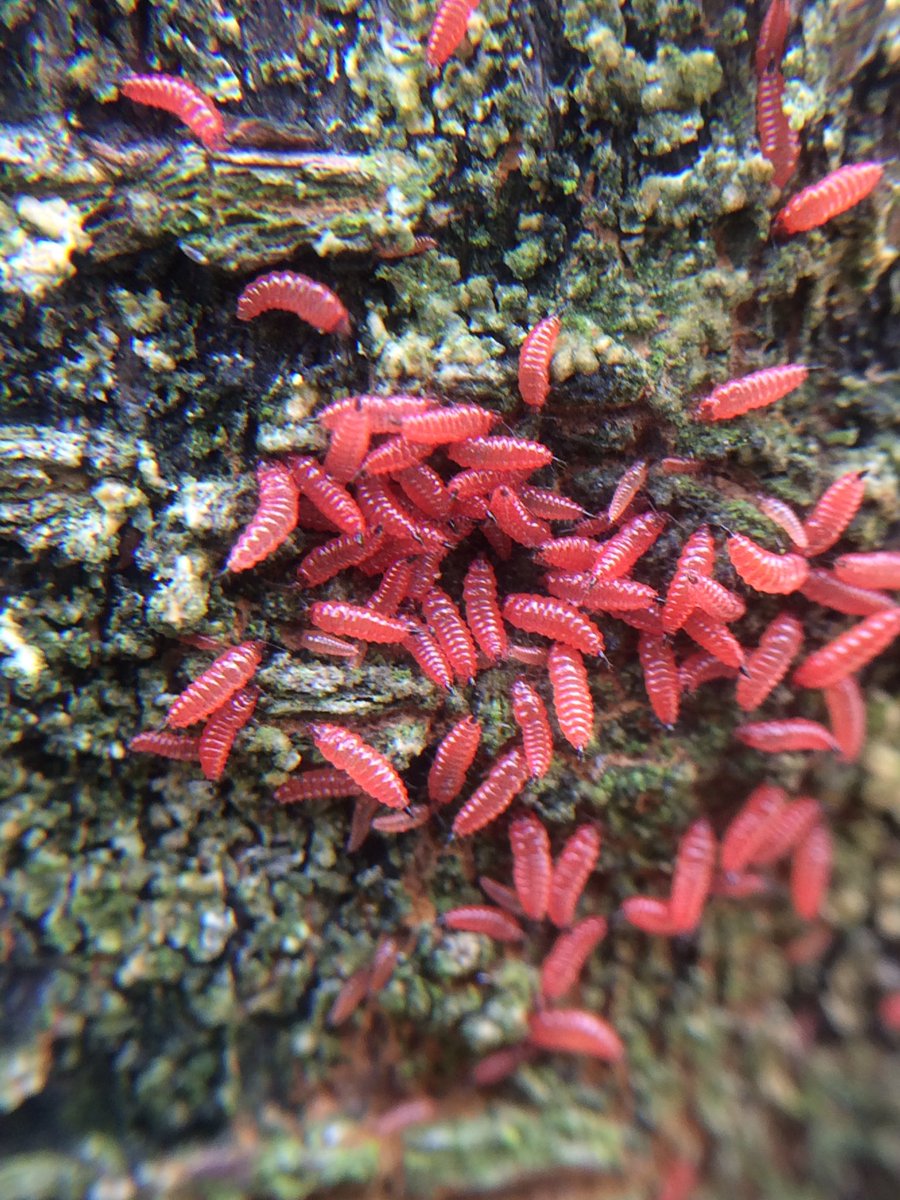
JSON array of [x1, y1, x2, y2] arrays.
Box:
[[123, 1, 898, 1073]]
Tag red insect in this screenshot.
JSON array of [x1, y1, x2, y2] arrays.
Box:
[[446, 436, 553, 472], [309, 601, 409, 644], [120, 73, 227, 150], [752, 796, 822, 866], [754, 494, 808, 549], [658, 457, 703, 476], [509, 813, 552, 920], [661, 526, 716, 633], [667, 819, 716, 934], [489, 485, 552, 548], [756, 69, 800, 190], [198, 685, 258, 781], [620, 897, 677, 936], [607, 460, 648, 523], [372, 805, 431, 833], [422, 587, 479, 682], [547, 641, 593, 751], [507, 641, 549, 668], [538, 538, 604, 574], [833, 551, 900, 590], [328, 966, 372, 1027], [720, 783, 788, 874], [400, 403, 498, 444], [479, 876, 524, 915], [369, 936, 401, 995], [462, 556, 508, 663], [451, 747, 529, 838], [518, 314, 561, 408], [735, 612, 803, 711], [289, 456, 364, 534], [403, 622, 454, 690], [227, 461, 299, 572], [359, 435, 429, 476], [793, 609, 900, 688], [726, 533, 809, 594], [824, 675, 866, 762], [292, 628, 360, 661], [791, 823, 832, 920], [682, 610, 745, 669], [323, 406, 372, 482], [128, 730, 200, 762], [310, 723, 408, 809], [236, 270, 350, 335], [527, 1009, 624, 1062], [755, 0, 791, 73], [297, 529, 384, 587], [540, 916, 608, 1001], [442, 905, 525, 943], [448, 467, 528, 500], [695, 364, 807, 422], [395, 463, 452, 520], [426, 0, 479, 68], [638, 633, 680, 726], [406, 550, 447, 600], [548, 825, 602, 928], [427, 716, 482, 807], [275, 766, 361, 805], [802, 471, 865, 557], [318, 394, 436, 432], [167, 641, 264, 728], [734, 718, 839, 754], [678, 649, 738, 694], [774, 162, 884, 235], [347, 795, 379, 853], [357, 476, 442, 546], [591, 512, 667, 581], [518, 485, 585, 521], [369, 559, 414, 616], [799, 567, 896, 617], [577, 577, 658, 613], [503, 594, 605, 656], [510, 680, 553, 779], [686, 575, 746, 622]]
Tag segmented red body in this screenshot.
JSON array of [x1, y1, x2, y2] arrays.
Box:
[[167, 641, 264, 728], [128, 730, 200, 761], [294, 629, 360, 660], [275, 766, 361, 805], [824, 675, 866, 762], [401, 404, 497, 444], [519, 485, 585, 521], [227, 462, 299, 572], [347, 795, 378, 852], [451, 747, 529, 838], [448, 468, 527, 500], [802, 471, 865, 557], [372, 805, 430, 833], [548, 825, 601, 928], [727, 533, 809, 594], [298, 529, 383, 587], [527, 1009, 624, 1062], [756, 69, 799, 190], [309, 601, 409, 644], [736, 612, 803, 710], [607, 460, 648, 523], [682, 610, 745, 669], [318, 394, 435, 432], [678, 650, 738, 694], [518, 314, 561, 408], [447, 436, 553, 471], [237, 270, 350, 335], [510, 680, 553, 778], [574, 577, 659, 613], [540, 916, 608, 1000], [735, 718, 839, 753], [403, 623, 454, 690], [198, 686, 258, 781], [668, 819, 715, 934], [592, 512, 667, 580], [833, 551, 900, 590], [509, 813, 552, 920], [359, 436, 429, 476], [507, 641, 549, 667], [323, 407, 372, 482], [443, 905, 524, 942], [661, 526, 716, 633], [489, 485, 552, 548], [696, 364, 808, 421], [638, 633, 680, 726], [799, 568, 896, 617], [538, 537, 603, 573], [774, 162, 884, 235], [621, 897, 677, 936], [120, 73, 226, 150], [503, 594, 605, 656], [310, 723, 408, 809], [755, 0, 791, 73], [422, 587, 479, 681], [479, 876, 524, 915], [547, 641, 593, 751], [793, 608, 900, 687], [369, 559, 414, 616], [755, 494, 808, 548], [427, 716, 482, 806], [462, 557, 508, 663], [791, 823, 832, 920], [289, 456, 364, 534], [752, 797, 822, 866], [720, 783, 788, 874], [685, 574, 746, 622], [396, 463, 452, 519], [426, 0, 479, 68]]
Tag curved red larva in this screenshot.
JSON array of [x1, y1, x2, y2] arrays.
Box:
[[403, 549, 446, 598], [448, 467, 529, 500], [774, 162, 884, 235], [310, 722, 408, 809], [547, 641, 593, 751], [879, 992, 900, 1032], [657, 456, 703, 476], [799, 567, 896, 617], [328, 965, 372, 1027], [289, 456, 364, 534], [167, 641, 264, 728], [297, 529, 384, 587], [592, 512, 668, 581], [426, 0, 478, 68], [660, 526, 716, 633], [540, 915, 608, 1001], [508, 812, 552, 919], [527, 1008, 624, 1062], [719, 782, 788, 874], [400, 403, 498, 444], [395, 463, 452, 520], [682, 610, 745, 669], [369, 559, 414, 617], [227, 462, 300, 572], [678, 649, 738, 694], [793, 609, 900, 688], [347, 794, 378, 853], [802, 471, 866, 557], [503, 594, 605, 656], [198, 685, 259, 781], [518, 314, 561, 409], [638, 633, 680, 726], [483, 521, 514, 561], [617, 607, 666, 635], [824, 675, 866, 762], [755, 0, 791, 73], [833, 551, 900, 590], [696, 364, 808, 422], [128, 730, 200, 761], [309, 600, 409, 644], [752, 796, 822, 866], [507, 641, 549, 667], [451, 747, 529, 838], [120, 73, 227, 150], [518, 485, 585, 521], [422, 587, 479, 682], [489, 485, 552, 548], [607, 460, 648, 524], [548, 825, 602, 929], [446, 436, 553, 472], [726, 533, 809, 594], [711, 871, 772, 899], [472, 1044, 536, 1086], [442, 904, 525, 942], [368, 937, 400, 995], [510, 680, 553, 779], [372, 805, 431, 833], [756, 68, 800, 190], [578, 578, 658, 613], [297, 496, 341, 532], [735, 718, 839, 754], [667, 819, 716, 934], [359, 435, 430, 476], [735, 612, 804, 711], [479, 875, 524, 915], [621, 896, 677, 936], [356, 476, 439, 546], [570, 513, 612, 538], [537, 537, 604, 573], [427, 715, 482, 807], [324, 408, 372, 483], [463, 556, 508, 664], [317, 393, 436, 432], [403, 622, 454, 690], [275, 766, 361, 805], [686, 575, 746, 622], [791, 823, 832, 920], [754, 494, 808, 549], [237, 270, 350, 335]]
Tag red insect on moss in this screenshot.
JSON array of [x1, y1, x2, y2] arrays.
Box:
[[510, 680, 553, 779], [289, 456, 364, 535], [120, 73, 227, 150], [479, 876, 524, 915], [237, 270, 351, 335], [227, 461, 300, 573], [451, 747, 529, 838], [128, 730, 200, 762], [447, 436, 553, 472], [518, 485, 585, 521], [791, 823, 832, 920], [403, 622, 454, 691], [537, 537, 603, 573], [756, 69, 800, 190], [661, 526, 716, 633], [318, 393, 436, 432], [793, 608, 900, 688], [489, 485, 552, 548], [401, 403, 498, 445], [372, 806, 431, 833], [310, 723, 408, 809], [720, 783, 788, 874], [620, 896, 677, 936], [309, 601, 410, 644], [426, 0, 479, 68], [509, 813, 552, 920], [395, 463, 453, 520], [297, 529, 384, 588], [323, 406, 372, 483], [833, 551, 900, 590], [735, 718, 839, 754], [591, 512, 667, 581], [726, 533, 809, 594], [503, 594, 605, 656], [547, 641, 593, 752], [638, 633, 680, 726], [327, 966, 372, 1027], [667, 819, 716, 934], [518, 314, 561, 409], [752, 797, 822, 866], [824, 674, 866, 762], [695, 364, 808, 421], [607, 460, 648, 524], [359, 435, 429, 476], [275, 766, 361, 805], [369, 559, 414, 617], [198, 685, 259, 781], [799, 567, 896, 617], [167, 640, 264, 729], [755, 494, 809, 549], [802, 471, 865, 557], [462, 556, 508, 664], [540, 915, 608, 1001], [773, 162, 884, 235], [527, 1009, 624, 1062], [548, 825, 602, 929], [682, 610, 745, 669], [735, 612, 803, 711], [427, 716, 482, 807], [422, 586, 479, 682], [442, 905, 525, 943], [678, 649, 738, 694]]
